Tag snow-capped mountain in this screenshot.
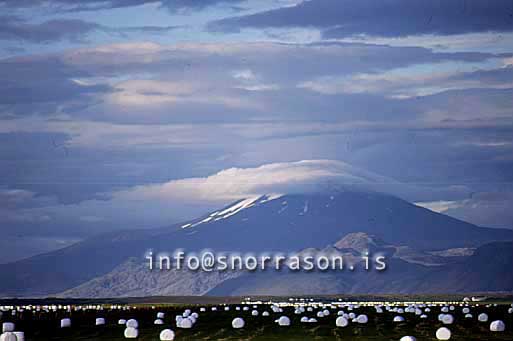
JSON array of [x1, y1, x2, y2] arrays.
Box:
[[1, 190, 512, 297]]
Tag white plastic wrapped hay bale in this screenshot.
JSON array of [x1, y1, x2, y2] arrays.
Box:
[[154, 319, 164, 325], [441, 314, 454, 325], [490, 320, 505, 332], [420, 314, 428, 319], [232, 317, 245, 329], [400, 337, 416, 341], [335, 316, 348, 327], [95, 318, 106, 326], [356, 315, 368, 324], [178, 318, 192, 329], [462, 308, 470, 314], [126, 319, 138, 329], [160, 329, 175, 340], [1, 324, 14, 334], [251, 310, 259, 316], [124, 326, 138, 338], [118, 319, 127, 325], [262, 311, 269, 316], [13, 332, 24, 341], [464, 313, 472, 319], [307, 318, 317, 323], [60, 318, 71, 328], [300, 317, 309, 323], [393, 316, 405, 322], [157, 312, 165, 319], [478, 313, 488, 322], [277, 316, 291, 326], [0, 332, 17, 341], [191, 312, 198, 319], [436, 327, 451, 340], [316, 311, 324, 318]]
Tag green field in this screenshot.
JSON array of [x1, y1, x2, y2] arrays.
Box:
[[1, 296, 512, 340]]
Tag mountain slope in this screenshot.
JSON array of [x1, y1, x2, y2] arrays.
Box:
[[208, 241, 513, 296], [0, 191, 511, 297]]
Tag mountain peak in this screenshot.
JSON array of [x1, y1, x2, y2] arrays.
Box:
[[334, 232, 388, 252]]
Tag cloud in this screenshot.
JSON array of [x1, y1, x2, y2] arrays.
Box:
[[211, 0, 513, 38], [123, 159, 396, 202], [299, 65, 513, 98], [0, 15, 183, 44], [1, 40, 508, 123], [0, 16, 100, 43], [419, 191, 513, 229], [11, 159, 472, 233], [8, 160, 399, 231], [0, 0, 245, 12]]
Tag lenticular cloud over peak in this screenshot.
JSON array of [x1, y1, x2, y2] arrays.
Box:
[[130, 159, 397, 202]]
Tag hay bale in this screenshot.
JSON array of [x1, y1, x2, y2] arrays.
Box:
[[126, 319, 138, 329], [60, 319, 71, 328], [393, 316, 405, 322], [357, 315, 368, 324], [400, 337, 416, 341], [490, 320, 505, 332], [13, 332, 24, 341], [159, 329, 175, 341], [478, 313, 488, 322], [441, 314, 454, 325], [436, 327, 451, 340], [0, 332, 17, 341], [335, 316, 348, 327], [1, 324, 14, 333], [178, 318, 192, 329], [277, 316, 291, 326], [232, 318, 245, 329], [124, 327, 138, 338]]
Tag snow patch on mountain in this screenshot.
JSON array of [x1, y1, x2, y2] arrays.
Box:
[[181, 194, 283, 228]]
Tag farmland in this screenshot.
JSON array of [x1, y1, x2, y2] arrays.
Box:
[[1, 296, 512, 340]]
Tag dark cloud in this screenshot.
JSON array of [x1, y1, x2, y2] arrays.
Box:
[[0, 16, 100, 43], [0, 15, 182, 43], [210, 0, 513, 37], [0, 0, 244, 12]]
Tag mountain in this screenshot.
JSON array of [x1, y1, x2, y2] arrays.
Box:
[[207, 240, 513, 296], [54, 232, 460, 297], [1, 190, 512, 297]]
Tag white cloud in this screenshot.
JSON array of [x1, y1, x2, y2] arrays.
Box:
[[415, 200, 463, 213], [427, 192, 513, 228], [19, 160, 401, 228]]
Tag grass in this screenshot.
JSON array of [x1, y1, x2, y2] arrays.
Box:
[[2, 300, 513, 340]]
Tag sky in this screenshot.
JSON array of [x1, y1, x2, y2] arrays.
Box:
[[1, 0, 513, 263]]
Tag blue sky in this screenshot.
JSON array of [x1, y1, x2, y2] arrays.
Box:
[[1, 0, 513, 262]]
